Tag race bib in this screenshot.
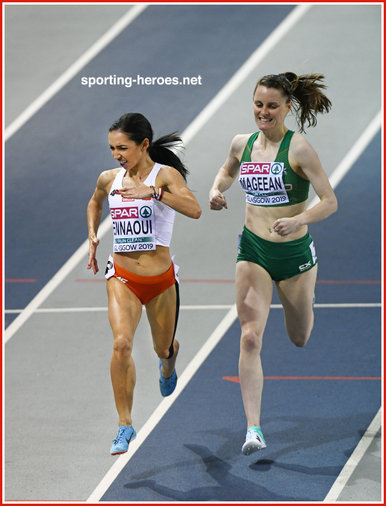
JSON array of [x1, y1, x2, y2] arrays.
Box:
[[110, 200, 156, 252], [239, 162, 289, 206]]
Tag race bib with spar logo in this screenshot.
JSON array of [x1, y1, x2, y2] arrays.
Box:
[[110, 199, 156, 252], [239, 161, 290, 206]]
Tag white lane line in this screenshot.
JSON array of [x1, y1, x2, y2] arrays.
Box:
[[4, 4, 147, 141], [4, 305, 233, 314], [324, 408, 382, 502], [312, 303, 381, 308], [4, 303, 381, 314], [86, 304, 238, 503]]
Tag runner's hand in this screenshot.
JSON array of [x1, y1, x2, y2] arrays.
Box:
[[116, 182, 153, 200], [87, 236, 100, 275], [210, 190, 228, 210], [272, 217, 301, 236]]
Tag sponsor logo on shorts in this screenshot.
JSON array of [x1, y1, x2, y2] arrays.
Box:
[[299, 261, 312, 272]]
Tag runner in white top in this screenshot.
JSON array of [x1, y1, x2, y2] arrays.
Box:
[[108, 162, 175, 252], [87, 113, 201, 455]]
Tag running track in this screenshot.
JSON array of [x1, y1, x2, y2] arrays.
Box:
[[4, 4, 382, 502]]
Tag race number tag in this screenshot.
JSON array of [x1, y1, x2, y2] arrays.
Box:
[[110, 200, 156, 252], [105, 255, 115, 279], [239, 162, 289, 206]]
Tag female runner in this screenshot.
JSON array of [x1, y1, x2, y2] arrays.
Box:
[[209, 73, 338, 455], [87, 113, 201, 455]]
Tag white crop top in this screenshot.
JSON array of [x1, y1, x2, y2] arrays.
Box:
[[108, 163, 175, 252]]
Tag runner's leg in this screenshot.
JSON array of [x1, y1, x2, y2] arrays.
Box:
[[107, 277, 142, 426], [145, 282, 180, 378], [236, 261, 273, 428], [275, 265, 318, 347]]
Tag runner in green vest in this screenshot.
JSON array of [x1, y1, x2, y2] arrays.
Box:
[[209, 72, 338, 455]]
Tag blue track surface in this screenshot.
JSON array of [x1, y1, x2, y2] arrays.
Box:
[[101, 306, 380, 501], [310, 131, 381, 304], [100, 132, 381, 502], [5, 5, 293, 321]]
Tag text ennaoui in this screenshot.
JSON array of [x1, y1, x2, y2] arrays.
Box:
[[112, 220, 152, 236]]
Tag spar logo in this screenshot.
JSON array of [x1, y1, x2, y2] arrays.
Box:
[[271, 163, 283, 175], [240, 162, 271, 175], [140, 206, 152, 218], [111, 207, 139, 219]]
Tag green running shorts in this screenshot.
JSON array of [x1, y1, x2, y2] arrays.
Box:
[[237, 226, 317, 281]]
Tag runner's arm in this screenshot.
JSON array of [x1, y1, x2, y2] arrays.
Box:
[[209, 134, 246, 210], [273, 135, 338, 236], [155, 167, 202, 219], [86, 171, 110, 274]]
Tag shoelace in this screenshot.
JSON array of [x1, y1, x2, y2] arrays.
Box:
[[113, 427, 126, 444]]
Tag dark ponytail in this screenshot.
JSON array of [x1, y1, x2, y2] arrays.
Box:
[[109, 112, 188, 180], [148, 133, 188, 181], [254, 73, 332, 133]]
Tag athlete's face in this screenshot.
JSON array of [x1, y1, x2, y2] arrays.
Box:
[[108, 130, 149, 170], [253, 86, 292, 132]]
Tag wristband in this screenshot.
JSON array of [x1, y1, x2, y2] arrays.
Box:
[[150, 186, 163, 201]]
